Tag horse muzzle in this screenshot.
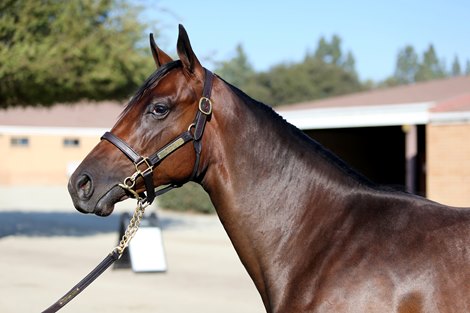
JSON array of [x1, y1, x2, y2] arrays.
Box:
[[68, 172, 127, 216]]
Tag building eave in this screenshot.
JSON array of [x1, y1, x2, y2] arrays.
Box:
[[0, 125, 107, 136], [277, 102, 433, 130], [430, 111, 470, 125]]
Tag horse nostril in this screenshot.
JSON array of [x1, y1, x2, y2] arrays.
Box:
[[76, 174, 94, 200]]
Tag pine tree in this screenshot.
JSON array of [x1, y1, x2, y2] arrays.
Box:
[[313, 35, 342, 66], [343, 51, 357, 77], [415, 44, 446, 82], [394, 45, 419, 84], [215, 44, 255, 88], [451, 56, 461, 76]]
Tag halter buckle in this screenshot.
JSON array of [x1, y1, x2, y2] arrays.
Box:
[[135, 157, 153, 176], [198, 97, 212, 115]]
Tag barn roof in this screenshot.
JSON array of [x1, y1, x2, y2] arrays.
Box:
[[0, 101, 125, 135], [276, 76, 470, 129], [0, 101, 125, 128], [1, 76, 469, 134]]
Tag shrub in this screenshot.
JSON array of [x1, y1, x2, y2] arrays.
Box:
[[156, 182, 215, 214]]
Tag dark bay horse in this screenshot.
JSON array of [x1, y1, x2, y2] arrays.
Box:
[[68, 25, 470, 312]]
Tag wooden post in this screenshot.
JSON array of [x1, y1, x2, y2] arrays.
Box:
[[404, 125, 418, 194]]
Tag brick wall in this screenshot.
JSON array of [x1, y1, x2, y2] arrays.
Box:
[[426, 123, 470, 207]]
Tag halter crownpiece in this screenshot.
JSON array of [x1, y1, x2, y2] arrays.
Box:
[[101, 68, 214, 204]]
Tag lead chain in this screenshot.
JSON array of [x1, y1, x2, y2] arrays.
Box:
[[114, 199, 149, 255]]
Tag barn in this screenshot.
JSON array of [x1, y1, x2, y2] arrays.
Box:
[[0, 101, 124, 186], [278, 75, 470, 206]]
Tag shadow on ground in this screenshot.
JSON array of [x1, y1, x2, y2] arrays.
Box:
[[0, 211, 183, 238]]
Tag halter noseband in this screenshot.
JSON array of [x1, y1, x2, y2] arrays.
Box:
[[101, 68, 214, 204]]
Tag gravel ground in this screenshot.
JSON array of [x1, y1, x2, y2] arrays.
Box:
[[0, 185, 265, 313]]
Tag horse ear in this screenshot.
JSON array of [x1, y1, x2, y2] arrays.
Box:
[[176, 24, 203, 76], [150, 33, 173, 68]]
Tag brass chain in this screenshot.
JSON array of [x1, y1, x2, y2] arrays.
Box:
[[114, 196, 149, 256], [112, 166, 155, 256]]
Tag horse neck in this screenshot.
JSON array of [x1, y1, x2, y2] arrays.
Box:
[[202, 80, 362, 228], [200, 80, 365, 310]]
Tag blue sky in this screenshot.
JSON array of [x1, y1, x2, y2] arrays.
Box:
[[137, 0, 470, 82]]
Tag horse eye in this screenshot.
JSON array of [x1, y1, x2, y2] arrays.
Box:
[[151, 103, 169, 118]]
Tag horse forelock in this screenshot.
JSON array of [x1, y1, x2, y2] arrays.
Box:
[[119, 60, 182, 119]]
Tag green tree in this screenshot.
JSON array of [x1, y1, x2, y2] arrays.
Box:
[[343, 51, 357, 77], [215, 44, 255, 88], [215, 34, 363, 107], [466, 60, 470, 75], [252, 57, 362, 106], [214, 44, 273, 105], [156, 182, 215, 214], [384, 44, 464, 86], [415, 44, 446, 82], [394, 45, 419, 84], [245, 34, 362, 106], [451, 56, 461, 76], [241, 74, 272, 105], [313, 35, 342, 66], [0, 0, 153, 108]]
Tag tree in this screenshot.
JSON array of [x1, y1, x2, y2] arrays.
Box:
[[311, 34, 358, 78], [451, 55, 462, 76], [415, 44, 446, 82], [313, 35, 342, 66], [214, 44, 255, 88], [386, 43, 454, 86], [250, 57, 362, 107], [213, 43, 273, 104], [257, 34, 362, 106], [214, 34, 363, 107], [394, 45, 419, 84], [0, 0, 153, 108], [343, 51, 357, 77]]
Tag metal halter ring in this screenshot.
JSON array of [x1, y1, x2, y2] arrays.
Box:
[[118, 179, 144, 202], [198, 97, 212, 115], [187, 122, 196, 132], [122, 176, 136, 189]]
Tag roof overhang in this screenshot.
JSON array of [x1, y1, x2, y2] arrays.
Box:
[[0, 125, 107, 136], [277, 102, 433, 129], [430, 111, 470, 125]]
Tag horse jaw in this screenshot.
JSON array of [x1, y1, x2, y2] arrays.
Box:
[[94, 185, 128, 216]]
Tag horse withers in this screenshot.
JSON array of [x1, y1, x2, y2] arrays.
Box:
[[68, 25, 470, 313]]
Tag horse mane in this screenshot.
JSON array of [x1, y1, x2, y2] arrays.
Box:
[[222, 78, 376, 188]]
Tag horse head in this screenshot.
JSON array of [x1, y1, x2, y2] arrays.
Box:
[[68, 25, 213, 216]]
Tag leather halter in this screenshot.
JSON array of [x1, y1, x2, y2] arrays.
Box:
[[101, 68, 214, 204]]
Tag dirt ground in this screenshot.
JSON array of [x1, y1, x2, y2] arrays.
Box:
[[0, 210, 265, 313]]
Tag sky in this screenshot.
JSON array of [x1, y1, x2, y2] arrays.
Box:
[[136, 0, 470, 82]]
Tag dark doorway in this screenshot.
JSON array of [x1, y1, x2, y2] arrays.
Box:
[[305, 126, 407, 190]]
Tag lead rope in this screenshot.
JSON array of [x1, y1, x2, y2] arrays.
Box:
[[41, 194, 148, 313]]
